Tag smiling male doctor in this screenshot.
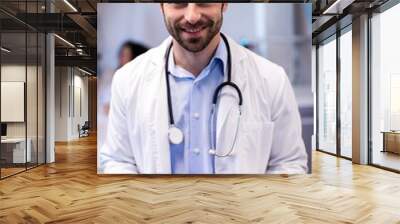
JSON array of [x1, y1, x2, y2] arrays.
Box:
[[100, 3, 308, 174]]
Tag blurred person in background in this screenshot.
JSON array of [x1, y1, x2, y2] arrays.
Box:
[[118, 41, 149, 68], [97, 41, 148, 148], [102, 41, 149, 115]]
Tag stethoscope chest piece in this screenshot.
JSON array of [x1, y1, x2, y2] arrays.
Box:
[[169, 126, 184, 145]]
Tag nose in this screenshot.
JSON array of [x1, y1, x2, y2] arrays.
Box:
[[184, 4, 201, 24]]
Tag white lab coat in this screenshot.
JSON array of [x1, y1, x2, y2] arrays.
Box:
[[100, 36, 308, 174]]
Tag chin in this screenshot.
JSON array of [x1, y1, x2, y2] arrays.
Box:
[[184, 43, 206, 53]]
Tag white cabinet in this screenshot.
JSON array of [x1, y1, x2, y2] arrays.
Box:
[[1, 138, 32, 163]]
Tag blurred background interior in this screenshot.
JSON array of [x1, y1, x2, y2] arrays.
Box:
[[0, 0, 399, 179]]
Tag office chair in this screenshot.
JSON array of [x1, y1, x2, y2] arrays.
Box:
[[79, 121, 90, 138]]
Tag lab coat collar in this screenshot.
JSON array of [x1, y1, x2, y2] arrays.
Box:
[[149, 34, 248, 88], [153, 35, 245, 67], [167, 38, 227, 80]]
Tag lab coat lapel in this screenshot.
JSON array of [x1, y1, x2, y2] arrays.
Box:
[[145, 39, 173, 174], [215, 37, 248, 156]]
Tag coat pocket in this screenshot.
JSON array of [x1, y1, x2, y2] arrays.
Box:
[[235, 122, 274, 157], [217, 122, 274, 174]]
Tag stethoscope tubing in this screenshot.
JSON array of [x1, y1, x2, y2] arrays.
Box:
[[165, 33, 243, 157]]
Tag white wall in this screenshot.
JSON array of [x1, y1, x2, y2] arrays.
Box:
[[55, 66, 68, 141], [55, 67, 89, 141], [1, 63, 46, 164], [1, 65, 37, 138], [72, 73, 89, 138]]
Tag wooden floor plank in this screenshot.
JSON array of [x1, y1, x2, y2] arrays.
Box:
[[1, 134, 400, 223]]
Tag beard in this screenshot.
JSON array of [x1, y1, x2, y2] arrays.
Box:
[[164, 14, 223, 53]]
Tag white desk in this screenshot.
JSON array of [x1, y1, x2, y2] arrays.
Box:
[[1, 138, 31, 163]]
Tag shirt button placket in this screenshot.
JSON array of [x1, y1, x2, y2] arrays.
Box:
[[193, 148, 200, 155], [189, 84, 200, 173]]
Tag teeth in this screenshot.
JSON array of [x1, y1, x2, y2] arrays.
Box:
[[186, 27, 202, 33]]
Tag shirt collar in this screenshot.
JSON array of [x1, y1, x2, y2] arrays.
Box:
[[167, 37, 227, 79]]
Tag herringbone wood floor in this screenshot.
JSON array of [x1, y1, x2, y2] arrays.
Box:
[[1, 134, 400, 224]]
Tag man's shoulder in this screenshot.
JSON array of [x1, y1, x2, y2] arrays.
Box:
[[244, 47, 285, 76], [239, 46, 287, 87]]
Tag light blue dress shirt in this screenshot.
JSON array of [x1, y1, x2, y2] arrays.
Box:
[[168, 40, 227, 174]]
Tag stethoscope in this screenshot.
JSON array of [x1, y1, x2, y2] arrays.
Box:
[[165, 33, 243, 157]]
